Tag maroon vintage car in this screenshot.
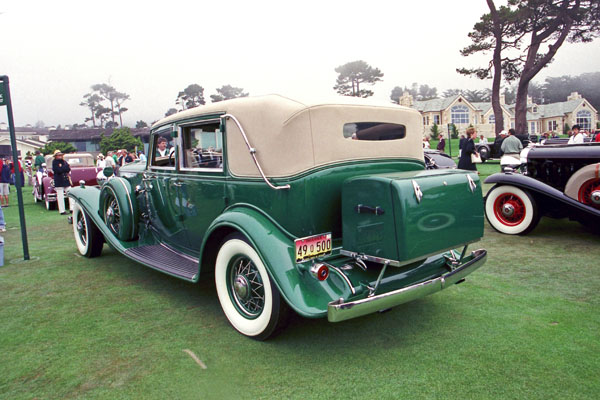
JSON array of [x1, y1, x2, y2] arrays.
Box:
[[33, 153, 101, 210]]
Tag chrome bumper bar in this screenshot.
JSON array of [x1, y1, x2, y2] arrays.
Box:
[[327, 249, 487, 323]]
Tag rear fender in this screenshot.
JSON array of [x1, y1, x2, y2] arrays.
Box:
[[484, 173, 600, 217], [200, 204, 351, 318]]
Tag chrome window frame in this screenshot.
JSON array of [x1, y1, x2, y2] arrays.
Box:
[[178, 119, 224, 173], [149, 124, 177, 171]]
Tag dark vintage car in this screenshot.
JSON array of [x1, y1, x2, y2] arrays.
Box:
[[68, 95, 487, 340], [476, 134, 531, 162], [424, 149, 456, 169], [484, 143, 600, 235], [33, 153, 100, 210]]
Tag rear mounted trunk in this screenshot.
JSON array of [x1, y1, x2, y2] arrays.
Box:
[[342, 169, 484, 265]]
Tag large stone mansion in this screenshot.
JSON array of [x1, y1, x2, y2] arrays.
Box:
[[397, 91, 598, 138]]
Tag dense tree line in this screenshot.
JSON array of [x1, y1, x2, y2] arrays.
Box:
[[459, 0, 600, 134]]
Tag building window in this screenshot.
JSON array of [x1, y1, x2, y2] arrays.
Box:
[[433, 115, 440, 125], [548, 121, 557, 131], [451, 105, 469, 124], [529, 122, 536, 134], [576, 109, 592, 130], [488, 114, 495, 124]]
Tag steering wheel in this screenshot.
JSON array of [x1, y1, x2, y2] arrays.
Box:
[[168, 149, 175, 167]]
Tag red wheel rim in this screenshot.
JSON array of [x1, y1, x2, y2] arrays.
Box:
[[578, 178, 600, 210], [493, 192, 526, 226]]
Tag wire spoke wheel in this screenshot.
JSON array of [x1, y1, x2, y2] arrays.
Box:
[[228, 256, 265, 318], [76, 210, 88, 247], [104, 195, 121, 236], [215, 234, 289, 340]]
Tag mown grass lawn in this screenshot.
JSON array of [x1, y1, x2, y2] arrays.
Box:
[[1, 185, 599, 399]]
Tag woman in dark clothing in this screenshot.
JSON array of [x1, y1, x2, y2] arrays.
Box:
[[457, 127, 479, 172], [52, 151, 72, 214]]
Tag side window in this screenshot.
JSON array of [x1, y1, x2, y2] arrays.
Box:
[[150, 128, 175, 168], [181, 121, 223, 170]]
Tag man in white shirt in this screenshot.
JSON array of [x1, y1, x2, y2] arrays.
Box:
[[568, 125, 584, 144]]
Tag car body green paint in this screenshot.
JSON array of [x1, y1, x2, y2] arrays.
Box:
[[68, 97, 487, 324]]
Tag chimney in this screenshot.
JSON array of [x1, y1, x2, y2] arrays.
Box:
[[567, 92, 582, 101], [527, 96, 533, 105], [499, 94, 506, 105]]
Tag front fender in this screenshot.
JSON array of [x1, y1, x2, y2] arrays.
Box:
[[201, 205, 352, 318], [484, 173, 600, 216]]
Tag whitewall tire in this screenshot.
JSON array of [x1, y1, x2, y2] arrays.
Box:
[[72, 202, 104, 258], [215, 234, 288, 340], [485, 185, 540, 235]]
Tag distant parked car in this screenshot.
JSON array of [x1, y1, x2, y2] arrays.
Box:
[[476, 134, 532, 162], [33, 153, 100, 210], [424, 149, 456, 169], [484, 142, 600, 235]]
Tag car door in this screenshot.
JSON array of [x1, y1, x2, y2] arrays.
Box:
[[176, 119, 226, 255], [144, 126, 190, 251]]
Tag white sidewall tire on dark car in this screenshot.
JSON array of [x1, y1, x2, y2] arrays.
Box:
[[485, 185, 540, 235], [72, 202, 104, 257], [215, 234, 288, 340]]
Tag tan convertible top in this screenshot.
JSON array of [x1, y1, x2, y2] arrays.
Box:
[[153, 94, 423, 178]]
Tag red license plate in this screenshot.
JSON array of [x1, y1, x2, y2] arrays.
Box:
[[295, 233, 332, 263]]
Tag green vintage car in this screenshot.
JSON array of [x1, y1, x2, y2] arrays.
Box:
[[68, 95, 487, 340]]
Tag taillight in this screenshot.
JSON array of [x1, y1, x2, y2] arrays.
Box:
[[310, 263, 329, 281]]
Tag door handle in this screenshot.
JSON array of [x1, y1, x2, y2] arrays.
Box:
[[172, 180, 182, 187]]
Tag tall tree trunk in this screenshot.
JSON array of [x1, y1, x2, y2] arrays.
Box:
[[487, 0, 504, 136], [514, 7, 573, 133], [118, 106, 123, 127]]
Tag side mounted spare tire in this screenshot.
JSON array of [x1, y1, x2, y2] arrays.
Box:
[[99, 177, 139, 241]]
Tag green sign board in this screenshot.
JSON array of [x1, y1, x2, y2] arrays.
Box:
[[0, 83, 6, 106]]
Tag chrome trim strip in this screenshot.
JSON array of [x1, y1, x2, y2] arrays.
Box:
[[339, 249, 401, 267], [327, 249, 487, 323], [222, 113, 291, 191], [326, 264, 356, 296]]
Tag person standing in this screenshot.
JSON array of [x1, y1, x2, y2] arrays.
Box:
[[437, 136, 446, 152], [0, 159, 11, 207], [138, 151, 147, 162], [34, 150, 45, 171], [52, 151, 72, 215], [458, 127, 479, 172], [500, 129, 523, 156], [568, 124, 584, 144], [96, 154, 106, 169], [458, 134, 466, 158]]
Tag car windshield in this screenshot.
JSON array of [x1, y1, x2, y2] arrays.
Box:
[[65, 155, 95, 166], [44, 154, 95, 167]]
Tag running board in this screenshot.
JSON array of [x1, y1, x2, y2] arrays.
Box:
[[124, 244, 199, 281]]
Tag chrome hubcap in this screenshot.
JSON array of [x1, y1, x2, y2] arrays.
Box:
[[233, 275, 250, 300], [591, 190, 600, 205], [502, 203, 515, 217], [106, 206, 114, 223]]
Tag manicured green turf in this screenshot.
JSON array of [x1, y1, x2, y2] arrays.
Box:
[[1, 186, 599, 399]]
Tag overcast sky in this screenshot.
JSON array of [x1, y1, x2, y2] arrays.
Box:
[[1, 0, 599, 127]]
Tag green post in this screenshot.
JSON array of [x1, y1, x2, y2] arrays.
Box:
[[447, 124, 452, 158], [0, 75, 30, 261]]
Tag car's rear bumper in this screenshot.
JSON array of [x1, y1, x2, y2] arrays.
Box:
[[327, 249, 487, 322]]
